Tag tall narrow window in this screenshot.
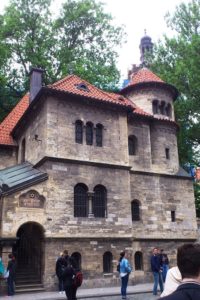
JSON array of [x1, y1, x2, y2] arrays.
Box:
[[171, 211, 176, 222], [21, 138, 26, 163], [86, 122, 93, 145], [134, 251, 143, 270], [131, 200, 140, 221], [159, 101, 165, 115], [74, 184, 88, 217], [93, 185, 107, 218], [165, 148, 170, 160], [71, 252, 82, 270], [75, 120, 83, 144], [103, 251, 113, 273], [128, 135, 138, 156], [96, 123, 103, 147], [166, 103, 172, 118], [152, 100, 158, 114]]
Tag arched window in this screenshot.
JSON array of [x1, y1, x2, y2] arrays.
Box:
[[134, 251, 143, 270], [71, 252, 82, 270], [128, 135, 138, 155], [131, 200, 140, 221], [75, 120, 83, 144], [96, 123, 103, 147], [74, 184, 88, 217], [165, 103, 172, 118], [93, 185, 107, 218], [86, 122, 93, 145], [103, 251, 113, 273], [21, 138, 26, 163], [152, 100, 158, 114]]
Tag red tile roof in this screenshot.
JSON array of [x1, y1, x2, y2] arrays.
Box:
[[0, 94, 29, 145], [48, 74, 131, 107], [129, 67, 164, 85]]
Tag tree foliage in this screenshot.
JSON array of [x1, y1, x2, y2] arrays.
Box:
[[148, 0, 200, 167], [0, 0, 125, 121]]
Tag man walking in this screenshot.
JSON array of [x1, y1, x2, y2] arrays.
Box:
[[158, 243, 200, 300], [151, 247, 163, 296]]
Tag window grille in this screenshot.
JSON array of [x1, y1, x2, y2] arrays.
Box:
[[135, 251, 143, 270], [96, 124, 103, 147], [93, 185, 107, 218], [75, 120, 83, 144], [128, 135, 138, 155], [86, 122, 93, 145], [131, 200, 140, 221], [74, 184, 88, 217], [103, 251, 113, 273]]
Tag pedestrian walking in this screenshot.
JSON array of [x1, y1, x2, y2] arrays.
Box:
[[151, 247, 163, 296], [158, 243, 200, 300], [62, 256, 76, 300], [160, 249, 169, 282], [6, 253, 16, 296], [119, 250, 132, 300], [56, 252, 65, 294]]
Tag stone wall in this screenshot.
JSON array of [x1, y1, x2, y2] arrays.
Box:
[[130, 172, 197, 240], [45, 96, 129, 167], [0, 147, 17, 169]]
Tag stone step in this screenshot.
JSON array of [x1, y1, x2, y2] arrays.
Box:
[[15, 287, 45, 294]]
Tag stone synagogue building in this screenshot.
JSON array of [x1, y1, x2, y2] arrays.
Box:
[[0, 37, 198, 291]]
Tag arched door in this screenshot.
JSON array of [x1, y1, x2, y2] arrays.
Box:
[[14, 222, 45, 284]]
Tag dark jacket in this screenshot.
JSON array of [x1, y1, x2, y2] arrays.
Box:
[[56, 256, 69, 278], [159, 282, 200, 300], [151, 254, 162, 273], [7, 258, 16, 280]]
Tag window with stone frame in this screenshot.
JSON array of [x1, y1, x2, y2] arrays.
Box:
[[131, 200, 140, 221], [93, 185, 107, 218], [134, 251, 143, 270], [86, 122, 94, 145], [75, 120, 83, 144], [96, 123, 103, 147], [71, 252, 82, 270], [103, 251, 113, 273], [128, 135, 138, 155], [21, 138, 26, 163], [152, 100, 159, 114], [74, 183, 88, 217]]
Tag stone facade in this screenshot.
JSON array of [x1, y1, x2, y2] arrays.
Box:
[[0, 68, 198, 290]]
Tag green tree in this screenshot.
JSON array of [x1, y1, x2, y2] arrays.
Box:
[[0, 0, 125, 122], [148, 0, 200, 167]]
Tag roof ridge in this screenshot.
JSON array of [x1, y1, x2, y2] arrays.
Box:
[[49, 74, 75, 87]]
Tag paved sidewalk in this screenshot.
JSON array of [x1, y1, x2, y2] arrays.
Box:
[[0, 283, 154, 299]]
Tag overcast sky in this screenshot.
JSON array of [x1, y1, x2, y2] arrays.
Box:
[[0, 0, 190, 78]]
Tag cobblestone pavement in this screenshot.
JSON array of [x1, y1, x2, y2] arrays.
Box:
[[81, 294, 159, 300]]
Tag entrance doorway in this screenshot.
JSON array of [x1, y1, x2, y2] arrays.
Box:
[[13, 222, 45, 285]]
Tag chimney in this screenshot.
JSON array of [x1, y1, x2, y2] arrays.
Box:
[[29, 67, 44, 102]]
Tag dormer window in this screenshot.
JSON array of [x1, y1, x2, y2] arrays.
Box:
[[75, 83, 89, 92]]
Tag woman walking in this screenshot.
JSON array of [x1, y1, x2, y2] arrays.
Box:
[[119, 251, 132, 300]]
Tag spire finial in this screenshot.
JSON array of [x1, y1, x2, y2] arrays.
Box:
[[144, 29, 147, 35]]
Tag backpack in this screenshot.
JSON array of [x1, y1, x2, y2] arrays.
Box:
[[73, 271, 83, 287]]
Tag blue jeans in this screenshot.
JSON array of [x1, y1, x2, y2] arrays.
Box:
[[58, 276, 64, 291], [7, 276, 15, 296], [162, 264, 169, 282], [153, 272, 163, 295], [121, 274, 129, 298]]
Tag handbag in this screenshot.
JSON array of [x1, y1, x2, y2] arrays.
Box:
[[3, 270, 9, 279]]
